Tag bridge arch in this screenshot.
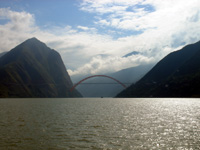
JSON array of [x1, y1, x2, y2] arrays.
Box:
[[70, 75, 127, 92]]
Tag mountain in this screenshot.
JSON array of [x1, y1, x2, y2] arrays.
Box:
[[0, 38, 82, 98], [72, 63, 154, 97], [123, 51, 140, 57], [0, 52, 7, 57], [117, 41, 200, 97]]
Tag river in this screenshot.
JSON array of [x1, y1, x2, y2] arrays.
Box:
[[0, 98, 199, 149]]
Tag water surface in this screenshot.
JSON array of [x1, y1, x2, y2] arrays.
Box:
[[0, 98, 200, 149]]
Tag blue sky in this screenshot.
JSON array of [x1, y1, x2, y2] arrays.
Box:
[[0, 0, 91, 27], [0, 0, 200, 77], [0, 0, 142, 38]]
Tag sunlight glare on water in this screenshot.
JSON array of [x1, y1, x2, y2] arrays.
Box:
[[0, 98, 200, 149]]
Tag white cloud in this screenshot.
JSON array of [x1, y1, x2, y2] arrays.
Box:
[[81, 0, 200, 32], [0, 8, 136, 71], [77, 25, 89, 31], [68, 54, 154, 76], [80, 0, 200, 54], [81, 0, 141, 14], [98, 19, 110, 26], [1, 0, 200, 79], [0, 8, 37, 51], [77, 25, 97, 33]]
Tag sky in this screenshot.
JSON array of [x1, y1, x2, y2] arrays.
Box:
[[0, 0, 200, 77]]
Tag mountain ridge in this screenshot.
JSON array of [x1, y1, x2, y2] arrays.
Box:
[[117, 40, 200, 97], [0, 37, 82, 98]]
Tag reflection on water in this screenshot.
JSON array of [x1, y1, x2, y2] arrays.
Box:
[[0, 98, 200, 149]]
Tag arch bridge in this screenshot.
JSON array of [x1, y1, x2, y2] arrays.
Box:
[[70, 75, 127, 92]]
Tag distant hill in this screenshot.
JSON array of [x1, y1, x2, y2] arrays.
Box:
[[0, 38, 82, 98], [117, 41, 200, 97], [123, 51, 140, 57], [73, 63, 154, 97]]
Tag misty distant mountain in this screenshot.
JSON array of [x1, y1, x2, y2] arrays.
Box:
[[0, 38, 82, 98], [117, 40, 200, 97], [73, 63, 154, 97], [123, 51, 140, 57]]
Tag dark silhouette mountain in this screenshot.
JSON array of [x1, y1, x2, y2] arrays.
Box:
[[117, 41, 200, 97], [0, 38, 82, 98], [72, 63, 154, 97], [0, 52, 7, 57]]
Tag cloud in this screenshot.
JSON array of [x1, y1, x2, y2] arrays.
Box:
[[1, 0, 200, 79], [77, 25, 89, 31], [0, 8, 136, 71], [80, 0, 200, 53], [68, 54, 154, 76], [76, 25, 97, 34], [81, 0, 200, 32], [80, 0, 141, 14], [73, 0, 200, 77], [0, 8, 37, 51]]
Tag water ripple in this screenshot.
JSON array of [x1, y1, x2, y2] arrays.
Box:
[[0, 98, 200, 149]]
